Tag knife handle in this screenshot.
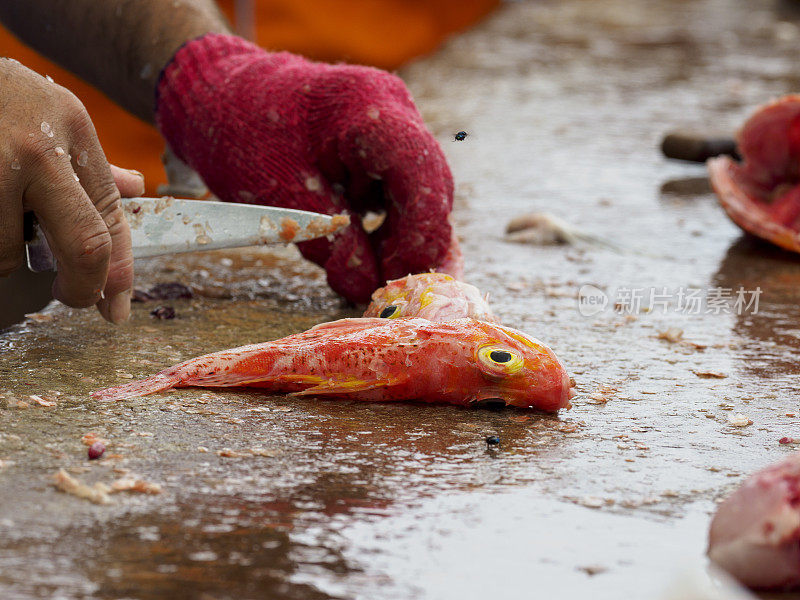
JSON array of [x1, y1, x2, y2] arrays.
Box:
[[25, 214, 56, 272]]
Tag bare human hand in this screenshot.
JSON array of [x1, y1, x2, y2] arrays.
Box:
[[0, 58, 138, 323]]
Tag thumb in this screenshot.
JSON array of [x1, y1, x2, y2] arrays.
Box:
[[109, 165, 145, 198]]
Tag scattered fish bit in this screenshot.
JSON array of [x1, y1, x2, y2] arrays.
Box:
[[778, 437, 797, 445], [578, 496, 605, 509], [28, 394, 56, 407], [81, 432, 109, 447], [40, 121, 53, 137], [693, 370, 727, 379], [620, 496, 660, 508], [52, 469, 111, 505], [249, 447, 279, 457], [557, 422, 581, 433], [217, 448, 248, 458], [54, 147, 65, 156], [657, 328, 684, 343], [362, 211, 385, 233], [505, 212, 579, 245], [10, 159, 20, 170], [110, 477, 162, 495], [150, 305, 176, 320], [505, 212, 616, 249], [77, 150, 88, 167], [586, 384, 619, 405], [577, 565, 608, 576], [728, 414, 752, 427], [279, 217, 300, 242], [88, 442, 106, 460]]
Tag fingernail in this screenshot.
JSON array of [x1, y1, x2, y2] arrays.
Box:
[[127, 170, 145, 195], [109, 290, 131, 324]]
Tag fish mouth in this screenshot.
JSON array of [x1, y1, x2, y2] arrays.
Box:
[[469, 397, 508, 409]]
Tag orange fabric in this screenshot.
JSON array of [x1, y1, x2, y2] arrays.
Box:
[[223, 0, 500, 71], [0, 0, 498, 195]]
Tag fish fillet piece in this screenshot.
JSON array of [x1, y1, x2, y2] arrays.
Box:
[[708, 451, 800, 590]]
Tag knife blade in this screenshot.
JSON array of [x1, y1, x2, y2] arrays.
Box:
[[25, 198, 350, 272]]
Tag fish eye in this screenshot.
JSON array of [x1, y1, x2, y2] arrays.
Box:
[[477, 346, 524, 376], [489, 350, 513, 363], [379, 305, 400, 319], [454, 131, 468, 141]]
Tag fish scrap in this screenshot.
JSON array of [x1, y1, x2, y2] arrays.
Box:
[[708, 95, 800, 253], [708, 451, 800, 590]]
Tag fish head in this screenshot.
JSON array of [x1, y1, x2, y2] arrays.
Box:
[[364, 273, 495, 322], [363, 277, 412, 319], [472, 323, 573, 412]]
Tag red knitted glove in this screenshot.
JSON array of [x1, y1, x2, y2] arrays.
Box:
[[156, 34, 454, 303]]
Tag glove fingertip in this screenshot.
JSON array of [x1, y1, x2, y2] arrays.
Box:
[[326, 225, 381, 304], [436, 232, 464, 280], [297, 220, 380, 304], [380, 208, 453, 281]]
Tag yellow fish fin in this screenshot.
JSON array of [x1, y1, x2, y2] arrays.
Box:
[[290, 375, 407, 396]]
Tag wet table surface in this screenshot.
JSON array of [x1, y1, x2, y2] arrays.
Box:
[[3, 1, 800, 598]]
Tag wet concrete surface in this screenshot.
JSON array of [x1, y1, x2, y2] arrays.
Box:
[[3, 0, 800, 598]]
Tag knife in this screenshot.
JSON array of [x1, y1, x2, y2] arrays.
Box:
[[25, 197, 350, 272]]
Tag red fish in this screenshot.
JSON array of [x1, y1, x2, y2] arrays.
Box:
[[708, 95, 800, 252], [92, 317, 573, 411]]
